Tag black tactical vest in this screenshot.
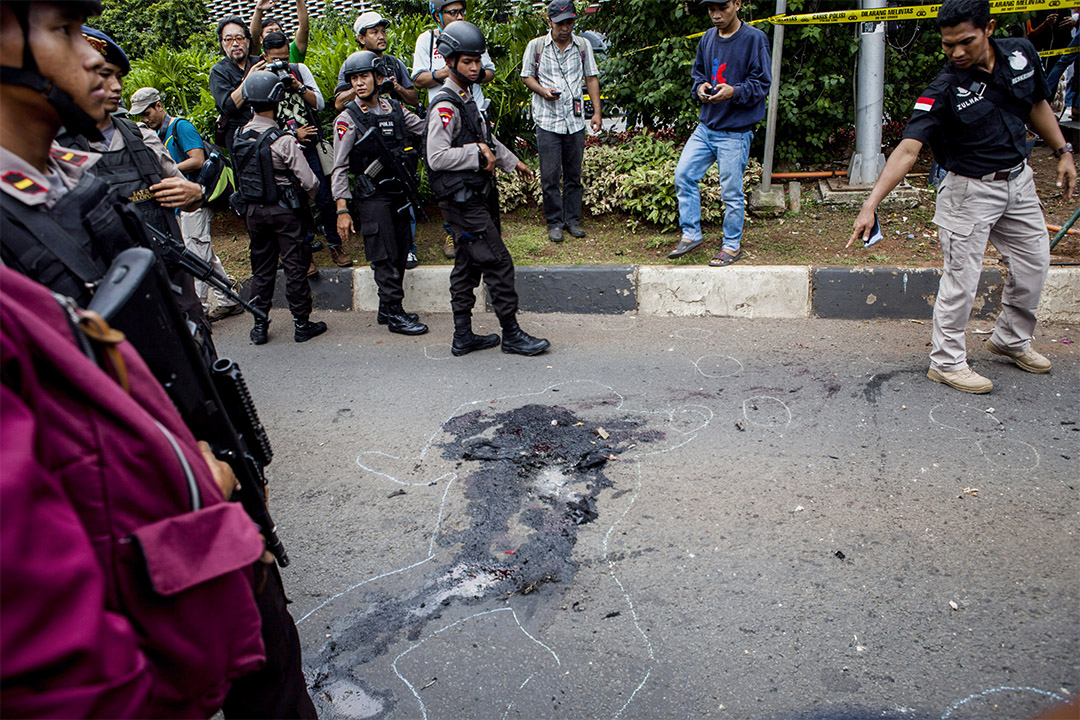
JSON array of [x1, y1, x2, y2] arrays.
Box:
[[0, 172, 134, 308], [427, 88, 492, 201], [57, 117, 182, 241], [344, 99, 414, 176], [231, 126, 286, 206]]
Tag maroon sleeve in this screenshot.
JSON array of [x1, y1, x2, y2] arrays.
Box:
[[0, 382, 154, 719]]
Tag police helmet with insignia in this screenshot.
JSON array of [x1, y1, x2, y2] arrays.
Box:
[[242, 70, 286, 110], [0, 1, 106, 142], [435, 21, 486, 59]]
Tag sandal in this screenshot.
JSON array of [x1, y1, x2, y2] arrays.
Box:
[[708, 248, 743, 267], [667, 238, 703, 259]]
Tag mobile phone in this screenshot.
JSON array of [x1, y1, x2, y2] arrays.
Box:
[[551, 89, 562, 96], [864, 212, 883, 248]]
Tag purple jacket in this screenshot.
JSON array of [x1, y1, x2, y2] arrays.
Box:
[[0, 268, 266, 718]]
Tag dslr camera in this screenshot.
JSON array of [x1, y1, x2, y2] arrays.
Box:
[[372, 57, 396, 96], [267, 58, 297, 91]]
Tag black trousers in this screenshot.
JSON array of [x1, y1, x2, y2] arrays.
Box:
[[536, 126, 586, 228], [246, 203, 312, 320], [356, 193, 411, 307], [222, 563, 316, 719], [440, 198, 518, 319]]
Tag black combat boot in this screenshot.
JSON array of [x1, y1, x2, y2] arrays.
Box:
[[500, 316, 550, 356], [451, 313, 500, 356], [250, 318, 270, 345], [384, 304, 428, 335], [377, 302, 419, 325], [293, 316, 328, 342]]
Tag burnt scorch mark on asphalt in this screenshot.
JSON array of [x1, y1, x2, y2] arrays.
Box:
[[437, 404, 656, 596], [308, 403, 664, 717]]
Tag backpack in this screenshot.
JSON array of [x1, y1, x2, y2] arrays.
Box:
[[531, 36, 588, 81], [167, 117, 235, 208]]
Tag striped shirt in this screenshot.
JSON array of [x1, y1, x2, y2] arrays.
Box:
[[521, 33, 598, 135]]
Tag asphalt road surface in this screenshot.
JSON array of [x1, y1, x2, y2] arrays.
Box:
[[212, 310, 1079, 720]]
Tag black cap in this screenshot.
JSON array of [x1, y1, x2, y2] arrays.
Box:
[[548, 0, 577, 23], [81, 26, 130, 75]]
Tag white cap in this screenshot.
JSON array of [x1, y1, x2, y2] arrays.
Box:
[[353, 11, 390, 37]]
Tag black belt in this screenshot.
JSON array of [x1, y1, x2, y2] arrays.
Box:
[[979, 162, 1025, 182]]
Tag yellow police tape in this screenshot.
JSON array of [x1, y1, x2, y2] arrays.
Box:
[[629, 0, 1077, 57]]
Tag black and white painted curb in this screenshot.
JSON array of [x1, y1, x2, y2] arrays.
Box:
[[250, 265, 1080, 323]]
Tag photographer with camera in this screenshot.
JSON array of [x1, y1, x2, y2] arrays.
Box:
[[332, 51, 428, 337], [263, 31, 354, 268], [335, 12, 418, 111]]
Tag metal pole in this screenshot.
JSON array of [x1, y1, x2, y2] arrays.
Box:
[[759, 0, 786, 193], [848, 0, 886, 185]]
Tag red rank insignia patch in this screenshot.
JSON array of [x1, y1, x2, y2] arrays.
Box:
[[437, 106, 454, 127], [49, 148, 88, 165], [2, 171, 46, 194], [336, 121, 349, 140]]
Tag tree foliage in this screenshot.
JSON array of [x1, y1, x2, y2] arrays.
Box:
[[93, 0, 210, 61]]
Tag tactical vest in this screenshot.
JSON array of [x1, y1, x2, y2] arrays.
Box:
[[57, 117, 182, 241], [344, 99, 418, 182], [427, 88, 493, 201], [0, 172, 138, 308], [231, 126, 288, 206]]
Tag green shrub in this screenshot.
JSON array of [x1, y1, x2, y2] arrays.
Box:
[[123, 45, 218, 137], [497, 130, 762, 230]]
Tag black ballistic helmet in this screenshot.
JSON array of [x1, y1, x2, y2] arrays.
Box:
[[242, 70, 286, 104], [435, 21, 486, 59], [341, 50, 379, 80]]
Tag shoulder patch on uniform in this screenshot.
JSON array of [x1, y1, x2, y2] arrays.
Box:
[[2, 171, 46, 195], [914, 96, 934, 112], [336, 120, 349, 140], [437, 106, 455, 127], [49, 148, 88, 166]]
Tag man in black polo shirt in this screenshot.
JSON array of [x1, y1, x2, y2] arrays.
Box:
[[209, 16, 263, 153], [850, 0, 1075, 395]]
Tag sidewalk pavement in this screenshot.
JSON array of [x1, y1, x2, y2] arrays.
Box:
[[251, 265, 1080, 323]]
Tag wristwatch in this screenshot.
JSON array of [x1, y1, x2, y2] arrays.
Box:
[[1053, 142, 1074, 158]]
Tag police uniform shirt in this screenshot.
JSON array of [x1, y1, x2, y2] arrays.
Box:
[[330, 97, 425, 199], [902, 37, 1050, 178], [241, 114, 320, 200], [90, 119, 185, 182], [0, 144, 99, 210], [426, 76, 518, 175]]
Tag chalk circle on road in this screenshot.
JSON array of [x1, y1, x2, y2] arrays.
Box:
[[423, 344, 455, 360], [673, 327, 715, 340], [742, 396, 793, 429], [693, 354, 744, 378]]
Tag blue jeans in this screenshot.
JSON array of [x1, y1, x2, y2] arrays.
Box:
[[674, 124, 753, 251], [1046, 34, 1079, 107]]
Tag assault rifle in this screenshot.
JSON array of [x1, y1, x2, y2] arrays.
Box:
[[354, 126, 429, 222], [88, 247, 289, 567]]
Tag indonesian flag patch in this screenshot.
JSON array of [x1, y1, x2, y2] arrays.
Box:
[[914, 97, 935, 112], [437, 106, 455, 128], [336, 120, 349, 140]]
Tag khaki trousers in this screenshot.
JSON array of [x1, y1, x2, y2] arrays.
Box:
[[180, 206, 236, 311], [930, 165, 1049, 372]]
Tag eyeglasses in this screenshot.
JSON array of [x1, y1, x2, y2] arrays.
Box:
[[222, 35, 247, 45], [442, 8, 465, 18]]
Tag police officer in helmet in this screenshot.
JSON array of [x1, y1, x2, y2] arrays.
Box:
[[233, 69, 327, 345], [426, 21, 549, 356], [332, 50, 428, 336]]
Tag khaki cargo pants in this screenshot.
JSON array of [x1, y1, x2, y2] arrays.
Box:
[[930, 165, 1049, 372]]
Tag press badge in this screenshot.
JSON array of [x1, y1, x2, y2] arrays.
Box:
[[572, 98, 583, 118]]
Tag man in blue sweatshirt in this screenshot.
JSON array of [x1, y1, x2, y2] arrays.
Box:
[[668, 0, 771, 266]]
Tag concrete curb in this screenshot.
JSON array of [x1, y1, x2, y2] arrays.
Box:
[[252, 264, 1080, 322]]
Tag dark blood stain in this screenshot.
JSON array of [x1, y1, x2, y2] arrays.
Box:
[[308, 403, 664, 717]]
